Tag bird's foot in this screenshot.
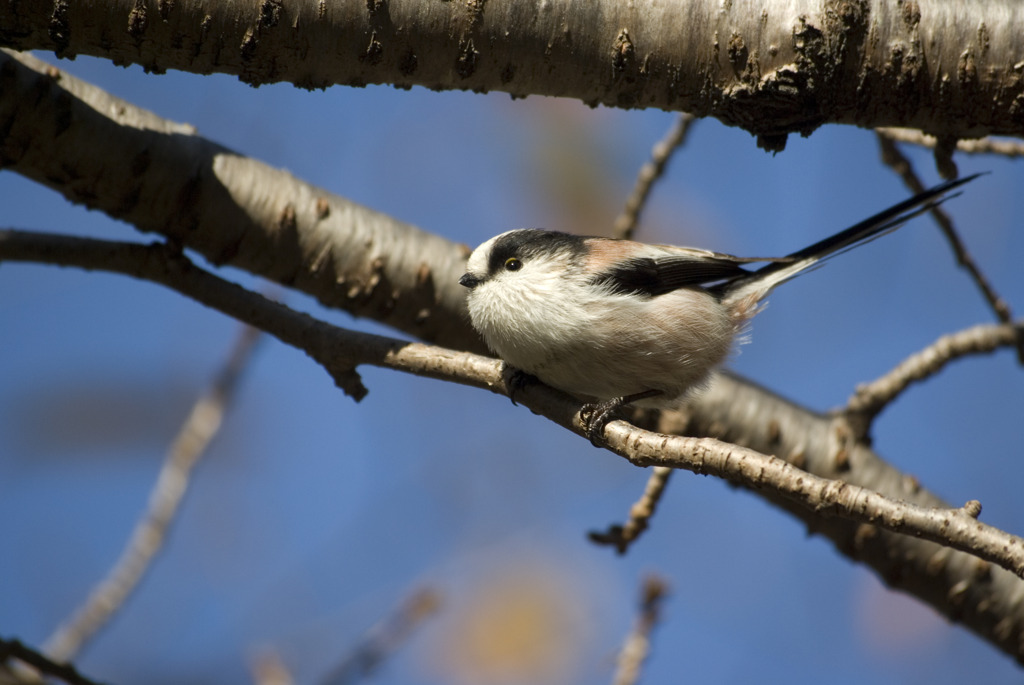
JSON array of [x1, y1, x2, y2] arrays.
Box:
[[580, 390, 663, 447], [580, 398, 624, 447]]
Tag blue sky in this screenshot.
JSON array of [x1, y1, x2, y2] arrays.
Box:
[[1, 53, 1023, 684]]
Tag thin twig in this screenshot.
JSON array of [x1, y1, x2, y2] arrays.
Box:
[[42, 325, 263, 662], [320, 588, 441, 685], [611, 576, 669, 685], [601, 426, 1024, 579], [4, 229, 1024, 578], [876, 128, 1024, 157], [0, 638, 105, 685], [875, 132, 1024, 363], [612, 113, 696, 240], [589, 467, 673, 554], [845, 321, 1022, 431]]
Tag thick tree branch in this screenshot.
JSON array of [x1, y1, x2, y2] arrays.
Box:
[[0, 50, 480, 352], [678, 370, 1024, 663], [3, 1, 1024, 145], [3, 227, 1024, 663]]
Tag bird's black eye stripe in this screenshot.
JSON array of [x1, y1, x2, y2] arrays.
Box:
[[486, 229, 586, 276]]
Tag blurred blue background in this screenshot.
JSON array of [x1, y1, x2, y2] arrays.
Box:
[[1, 53, 1023, 684]]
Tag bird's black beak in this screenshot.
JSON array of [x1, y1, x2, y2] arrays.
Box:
[[459, 273, 481, 289]]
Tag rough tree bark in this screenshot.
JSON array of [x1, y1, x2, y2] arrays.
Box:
[[0, 50, 476, 351], [2, 0, 1024, 149]]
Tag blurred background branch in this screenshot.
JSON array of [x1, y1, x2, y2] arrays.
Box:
[[611, 576, 669, 685], [43, 326, 262, 662]]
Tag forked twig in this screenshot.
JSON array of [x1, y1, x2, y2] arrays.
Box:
[[875, 132, 1023, 363], [43, 326, 262, 662], [845, 321, 1021, 430]]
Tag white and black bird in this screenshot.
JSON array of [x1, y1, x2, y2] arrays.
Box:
[[459, 175, 978, 443]]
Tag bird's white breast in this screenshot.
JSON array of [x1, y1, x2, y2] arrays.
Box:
[[467, 272, 736, 402]]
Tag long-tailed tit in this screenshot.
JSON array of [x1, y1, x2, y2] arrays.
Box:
[[459, 175, 978, 444]]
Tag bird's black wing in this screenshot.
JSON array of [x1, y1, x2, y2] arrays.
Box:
[[592, 253, 773, 297]]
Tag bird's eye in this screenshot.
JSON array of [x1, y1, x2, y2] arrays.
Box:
[[504, 257, 523, 271]]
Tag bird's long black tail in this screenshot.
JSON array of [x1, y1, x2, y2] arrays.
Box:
[[719, 173, 981, 307]]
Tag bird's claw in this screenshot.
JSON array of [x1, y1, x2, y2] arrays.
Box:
[[580, 399, 623, 447], [580, 389, 664, 447]]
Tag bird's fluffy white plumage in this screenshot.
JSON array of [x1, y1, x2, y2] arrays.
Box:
[[459, 175, 978, 418], [463, 232, 736, 402]]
